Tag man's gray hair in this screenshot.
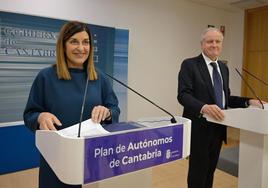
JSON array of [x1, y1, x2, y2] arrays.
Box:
[[200, 27, 223, 42]]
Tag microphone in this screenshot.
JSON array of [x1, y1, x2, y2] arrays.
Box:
[[235, 68, 264, 109], [242, 68, 268, 87], [78, 76, 90, 137], [104, 72, 177, 124]]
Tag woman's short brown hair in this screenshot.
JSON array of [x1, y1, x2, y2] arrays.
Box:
[[56, 21, 97, 80]]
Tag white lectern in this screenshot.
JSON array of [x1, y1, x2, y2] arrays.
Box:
[[36, 116, 191, 187], [205, 107, 268, 188]]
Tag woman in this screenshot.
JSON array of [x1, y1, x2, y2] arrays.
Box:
[[24, 21, 120, 188]]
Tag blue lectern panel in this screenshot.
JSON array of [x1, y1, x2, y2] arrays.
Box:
[[84, 123, 184, 184]]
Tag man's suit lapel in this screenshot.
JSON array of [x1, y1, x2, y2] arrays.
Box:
[[197, 54, 215, 100]]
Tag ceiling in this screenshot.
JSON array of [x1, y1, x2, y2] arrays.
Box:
[[189, 0, 268, 12]]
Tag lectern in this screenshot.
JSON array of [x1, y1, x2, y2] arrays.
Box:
[[36, 116, 191, 187], [205, 107, 268, 188]]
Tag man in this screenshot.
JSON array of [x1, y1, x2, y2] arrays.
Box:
[[177, 27, 262, 188]]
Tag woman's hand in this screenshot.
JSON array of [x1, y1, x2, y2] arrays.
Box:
[[38, 112, 62, 130], [91, 105, 111, 123]]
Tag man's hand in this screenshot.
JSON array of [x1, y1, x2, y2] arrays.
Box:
[[202, 104, 225, 121], [249, 99, 267, 108]]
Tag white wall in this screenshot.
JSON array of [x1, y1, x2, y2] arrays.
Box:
[[0, 0, 245, 121], [228, 11, 245, 96]]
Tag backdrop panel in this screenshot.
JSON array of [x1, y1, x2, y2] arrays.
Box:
[[0, 11, 128, 174]]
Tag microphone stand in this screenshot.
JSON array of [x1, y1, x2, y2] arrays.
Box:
[[78, 76, 90, 137], [242, 68, 268, 87], [235, 68, 264, 109], [104, 72, 177, 123]]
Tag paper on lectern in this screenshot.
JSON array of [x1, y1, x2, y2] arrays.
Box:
[[57, 119, 109, 138]]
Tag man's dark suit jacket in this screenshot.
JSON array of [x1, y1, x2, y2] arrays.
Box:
[[177, 54, 249, 142]]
